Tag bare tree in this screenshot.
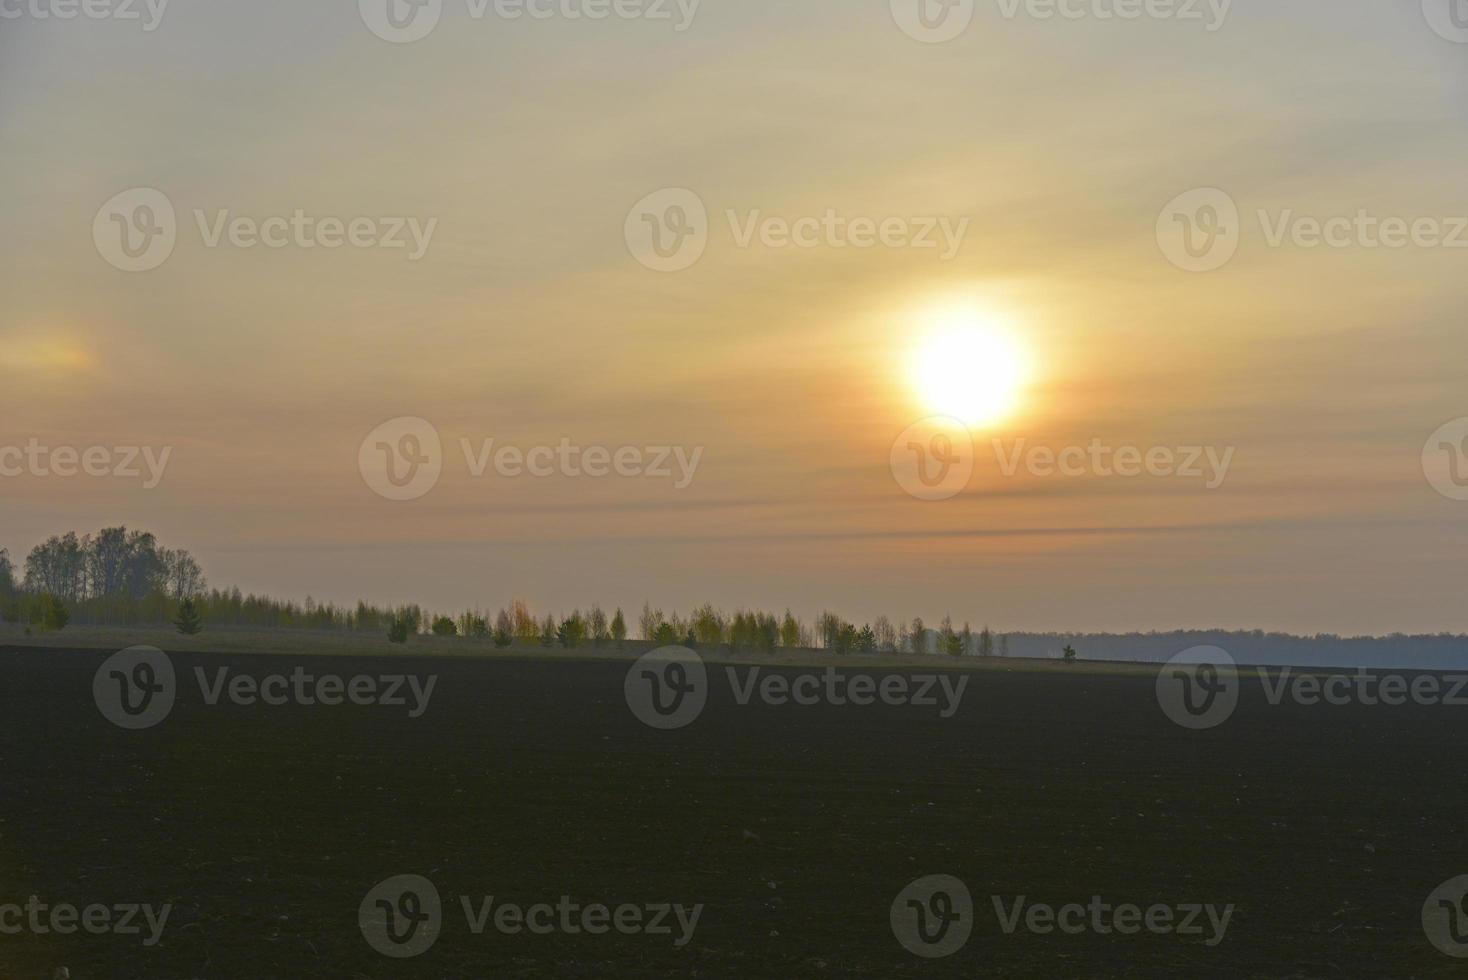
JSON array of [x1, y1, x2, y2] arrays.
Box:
[[159, 548, 207, 598], [874, 615, 897, 652], [511, 599, 538, 640], [588, 604, 610, 645], [639, 601, 663, 641], [24, 533, 87, 600]]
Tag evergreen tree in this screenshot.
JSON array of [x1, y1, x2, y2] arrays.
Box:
[[174, 596, 203, 635], [558, 611, 586, 648], [610, 607, 627, 647]]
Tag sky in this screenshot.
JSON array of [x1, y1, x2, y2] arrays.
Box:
[[2, 0, 1467, 635]]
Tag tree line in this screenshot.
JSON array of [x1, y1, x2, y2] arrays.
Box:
[[4, 527, 205, 629], [0, 530, 409, 634], [405, 601, 1005, 655], [0, 527, 1010, 655]]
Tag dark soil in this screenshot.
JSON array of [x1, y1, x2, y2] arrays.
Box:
[[0, 647, 1462, 978]]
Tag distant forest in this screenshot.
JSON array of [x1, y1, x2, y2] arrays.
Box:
[[3, 527, 1465, 669]]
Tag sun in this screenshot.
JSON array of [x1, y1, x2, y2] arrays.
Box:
[[908, 305, 1030, 427]]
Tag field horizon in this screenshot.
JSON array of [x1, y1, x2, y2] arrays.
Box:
[[7, 622, 1467, 674]]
